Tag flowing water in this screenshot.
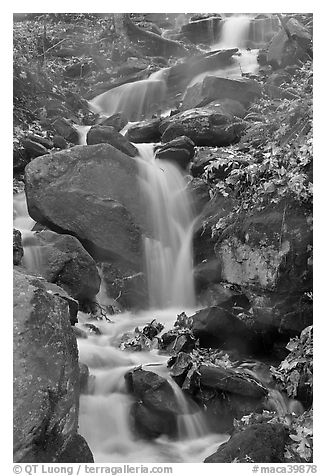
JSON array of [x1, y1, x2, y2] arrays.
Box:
[[14, 15, 284, 462], [135, 143, 195, 309]]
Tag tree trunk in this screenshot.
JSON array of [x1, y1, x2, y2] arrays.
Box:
[[115, 14, 189, 58]]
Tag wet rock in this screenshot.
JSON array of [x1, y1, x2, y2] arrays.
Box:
[[83, 323, 102, 336], [57, 434, 94, 463], [99, 112, 128, 131], [266, 18, 312, 69], [182, 76, 262, 110], [101, 262, 148, 310], [199, 365, 268, 399], [25, 144, 147, 267], [52, 118, 79, 144], [186, 177, 211, 215], [159, 106, 246, 147], [22, 139, 49, 159], [215, 203, 312, 301], [87, 125, 138, 157], [117, 57, 150, 76], [193, 258, 222, 289], [79, 363, 90, 394], [126, 118, 162, 143], [191, 304, 255, 352], [22, 230, 100, 302], [13, 228, 23, 265], [181, 16, 222, 44], [165, 49, 238, 94], [125, 368, 181, 415], [204, 423, 287, 463], [155, 135, 195, 169], [13, 269, 89, 462], [130, 401, 177, 439], [73, 326, 88, 339]]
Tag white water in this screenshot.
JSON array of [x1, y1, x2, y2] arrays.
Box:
[[78, 309, 228, 463], [218, 15, 252, 49], [89, 74, 167, 122], [135, 143, 195, 309], [13, 192, 45, 274]]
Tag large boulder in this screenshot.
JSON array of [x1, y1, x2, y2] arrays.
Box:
[[159, 105, 246, 146], [205, 423, 287, 463], [125, 368, 182, 439], [199, 365, 267, 399], [99, 112, 128, 131], [191, 300, 257, 353], [24, 144, 148, 268], [266, 18, 312, 69], [126, 118, 162, 143], [125, 368, 182, 415], [86, 125, 138, 157], [13, 269, 93, 463], [22, 230, 101, 302], [182, 76, 262, 111]]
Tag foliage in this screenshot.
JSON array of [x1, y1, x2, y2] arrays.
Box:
[[234, 408, 313, 462], [120, 319, 164, 351], [270, 326, 313, 399], [203, 61, 312, 240]]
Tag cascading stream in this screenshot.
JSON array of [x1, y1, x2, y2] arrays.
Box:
[[135, 143, 196, 309]]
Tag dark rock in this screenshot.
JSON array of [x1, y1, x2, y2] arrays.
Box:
[[87, 125, 138, 157], [204, 423, 287, 463], [79, 363, 90, 394], [73, 326, 88, 339], [25, 144, 147, 267], [267, 18, 312, 69], [84, 323, 102, 336], [101, 262, 148, 310], [26, 134, 53, 149], [181, 16, 222, 44], [13, 228, 23, 265], [182, 76, 262, 110], [99, 112, 128, 131], [22, 139, 49, 159], [126, 118, 162, 143], [191, 305, 255, 352], [13, 269, 81, 463], [130, 401, 177, 439], [22, 230, 101, 302], [117, 57, 150, 76], [52, 118, 79, 144], [155, 135, 195, 169], [52, 135, 68, 149], [57, 434, 94, 463], [160, 106, 246, 147], [194, 258, 222, 289], [199, 364, 267, 399], [125, 368, 181, 415]]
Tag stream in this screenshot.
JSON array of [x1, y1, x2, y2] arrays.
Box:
[[14, 14, 274, 463]]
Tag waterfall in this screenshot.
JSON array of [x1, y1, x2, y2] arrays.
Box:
[[77, 310, 227, 463], [89, 75, 167, 121], [218, 15, 252, 48], [135, 143, 195, 309]]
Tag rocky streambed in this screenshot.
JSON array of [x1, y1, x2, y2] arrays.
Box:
[[13, 13, 313, 464]]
